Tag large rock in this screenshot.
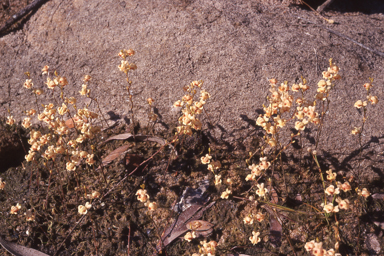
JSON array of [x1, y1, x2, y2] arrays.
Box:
[[0, 0, 383, 177]]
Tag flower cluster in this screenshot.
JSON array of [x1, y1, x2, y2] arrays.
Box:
[[135, 189, 157, 212], [256, 60, 340, 146], [200, 153, 221, 173], [196, 240, 217, 256], [184, 231, 197, 242], [118, 49, 137, 73], [174, 80, 210, 136], [18, 67, 100, 173], [249, 231, 261, 245], [305, 241, 341, 256], [220, 188, 232, 199], [86, 190, 101, 199], [322, 170, 353, 213], [243, 211, 266, 225], [245, 157, 271, 181], [255, 183, 268, 198], [78, 202, 92, 215], [6, 115, 15, 125], [10, 203, 21, 214], [351, 79, 378, 135], [356, 187, 370, 198]]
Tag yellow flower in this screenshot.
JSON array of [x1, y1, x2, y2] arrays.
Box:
[[269, 78, 277, 85], [0, 178, 5, 190], [184, 231, 196, 242], [304, 240, 315, 252], [249, 164, 262, 176], [22, 117, 31, 129], [200, 90, 211, 101], [291, 83, 300, 92], [336, 197, 349, 210], [147, 202, 157, 211], [41, 65, 49, 74], [78, 205, 87, 215], [24, 79, 33, 89], [363, 82, 373, 90], [321, 202, 339, 213], [147, 98, 154, 105], [85, 202, 92, 210], [46, 77, 56, 89], [312, 242, 325, 256], [255, 211, 266, 222], [173, 100, 183, 108], [91, 191, 101, 199], [214, 175, 222, 186], [256, 115, 269, 127], [337, 181, 352, 192], [368, 95, 378, 105], [208, 161, 221, 172], [10, 203, 21, 214], [354, 100, 367, 109], [259, 157, 271, 170], [256, 183, 268, 198], [42, 145, 56, 160], [351, 127, 361, 135], [325, 185, 339, 196], [191, 80, 203, 88], [66, 162, 76, 171], [300, 83, 309, 91], [26, 109, 37, 116], [6, 116, 15, 125], [326, 169, 337, 181], [243, 216, 253, 225], [30, 142, 41, 152], [249, 231, 261, 245], [86, 154, 95, 166], [59, 77, 68, 86], [317, 80, 327, 88], [245, 174, 255, 181], [361, 188, 370, 198], [221, 188, 232, 199], [67, 97, 77, 105], [295, 120, 307, 131], [201, 154, 212, 164], [25, 151, 36, 162], [79, 84, 90, 96], [136, 189, 150, 202]]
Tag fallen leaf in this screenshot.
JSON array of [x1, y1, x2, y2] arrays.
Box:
[[372, 193, 384, 200], [101, 133, 177, 155], [0, 236, 50, 256], [100, 144, 130, 167], [157, 202, 215, 252]]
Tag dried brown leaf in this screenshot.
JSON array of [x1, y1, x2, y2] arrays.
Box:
[[100, 144, 130, 166], [0, 237, 50, 256], [102, 133, 177, 155], [157, 202, 215, 251]]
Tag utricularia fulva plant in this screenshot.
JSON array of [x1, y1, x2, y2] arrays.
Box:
[[20, 66, 99, 169], [6, 66, 102, 217]]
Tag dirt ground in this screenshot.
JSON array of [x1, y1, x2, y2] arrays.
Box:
[[1, 0, 384, 255]]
